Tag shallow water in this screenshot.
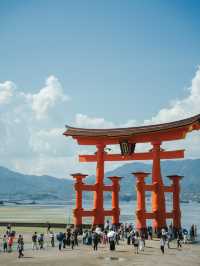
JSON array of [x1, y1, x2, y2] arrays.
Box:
[[0, 200, 199, 230]]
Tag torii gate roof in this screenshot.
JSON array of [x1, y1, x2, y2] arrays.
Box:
[[64, 114, 200, 145]]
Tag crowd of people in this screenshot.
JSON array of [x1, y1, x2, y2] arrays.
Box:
[[158, 224, 198, 254], [0, 222, 198, 259], [0, 224, 24, 258]]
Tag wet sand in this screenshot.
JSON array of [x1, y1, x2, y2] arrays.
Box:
[[1, 234, 200, 266]]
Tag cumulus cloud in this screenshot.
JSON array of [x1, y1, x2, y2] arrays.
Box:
[[0, 67, 200, 178], [0, 76, 72, 177], [72, 67, 200, 160], [74, 113, 115, 128], [139, 67, 200, 159], [145, 66, 200, 124], [27, 76, 70, 119], [0, 81, 16, 104], [74, 115, 138, 129], [12, 155, 78, 179]]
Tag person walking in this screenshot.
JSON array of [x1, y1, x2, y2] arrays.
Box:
[[166, 232, 171, 249], [38, 233, 44, 249], [6, 224, 12, 236], [32, 232, 38, 250], [160, 237, 165, 254], [57, 232, 64, 251], [74, 229, 79, 247], [8, 235, 14, 252], [147, 226, 153, 240], [50, 231, 55, 247], [109, 236, 115, 251], [108, 230, 116, 251], [134, 233, 139, 254], [2, 235, 8, 252], [82, 230, 87, 245], [139, 235, 145, 252], [194, 224, 197, 239], [17, 235, 24, 259], [127, 231, 131, 245], [66, 229, 71, 246], [103, 231, 108, 245], [63, 233, 67, 248], [177, 235, 182, 249], [92, 231, 99, 251], [70, 232, 75, 250], [190, 225, 195, 241]]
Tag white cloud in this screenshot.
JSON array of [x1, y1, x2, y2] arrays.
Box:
[[120, 119, 138, 128], [142, 67, 200, 159], [0, 67, 200, 179], [0, 81, 16, 104], [27, 76, 70, 120], [145, 66, 200, 124], [74, 113, 115, 128], [29, 127, 75, 157], [72, 67, 200, 161], [0, 76, 72, 178], [74, 115, 138, 129]]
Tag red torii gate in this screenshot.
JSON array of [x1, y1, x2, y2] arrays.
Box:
[[64, 114, 200, 230], [133, 171, 183, 231], [71, 173, 122, 226]]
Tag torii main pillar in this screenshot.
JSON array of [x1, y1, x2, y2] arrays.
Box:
[[93, 143, 105, 226], [151, 141, 166, 231]]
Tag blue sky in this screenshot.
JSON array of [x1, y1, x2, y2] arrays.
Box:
[[0, 1, 200, 177], [1, 0, 200, 121]]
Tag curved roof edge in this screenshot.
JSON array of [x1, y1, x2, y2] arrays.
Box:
[[63, 114, 200, 138]]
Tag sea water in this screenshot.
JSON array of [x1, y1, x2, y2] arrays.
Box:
[[0, 200, 199, 231]]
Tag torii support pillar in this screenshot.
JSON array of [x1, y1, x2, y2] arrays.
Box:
[[71, 173, 88, 227], [132, 172, 150, 232], [108, 176, 122, 226], [93, 143, 105, 226], [151, 142, 166, 231], [167, 175, 183, 230]]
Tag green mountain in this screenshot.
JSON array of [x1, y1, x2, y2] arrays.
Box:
[[105, 159, 200, 200], [0, 166, 73, 201], [0, 159, 200, 202]]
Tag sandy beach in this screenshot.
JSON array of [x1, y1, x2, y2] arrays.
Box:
[[1, 232, 200, 266]]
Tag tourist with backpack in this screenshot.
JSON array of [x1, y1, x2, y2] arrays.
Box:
[[92, 231, 99, 251], [32, 232, 38, 250], [38, 233, 44, 249]]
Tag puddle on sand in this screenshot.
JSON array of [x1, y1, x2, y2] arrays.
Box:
[[98, 256, 125, 262]]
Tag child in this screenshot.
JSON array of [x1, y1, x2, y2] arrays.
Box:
[[8, 236, 14, 252], [3, 235, 8, 252]]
